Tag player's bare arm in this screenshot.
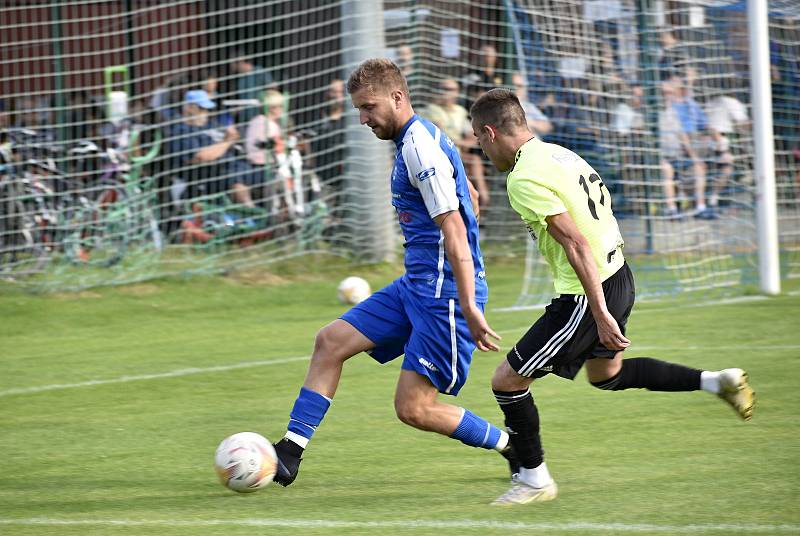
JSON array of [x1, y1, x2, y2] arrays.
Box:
[[544, 211, 630, 351], [434, 210, 500, 351]]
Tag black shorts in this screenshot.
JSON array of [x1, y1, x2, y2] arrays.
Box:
[[507, 263, 635, 380]]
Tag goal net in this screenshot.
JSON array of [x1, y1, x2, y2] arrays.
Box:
[[501, 0, 800, 307], [0, 0, 797, 297]]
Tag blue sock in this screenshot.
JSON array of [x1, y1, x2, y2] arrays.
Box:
[[286, 387, 331, 448], [450, 409, 503, 449]]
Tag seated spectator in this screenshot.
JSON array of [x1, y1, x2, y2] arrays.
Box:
[[178, 200, 271, 247], [426, 78, 490, 208], [230, 51, 277, 124], [0, 99, 10, 130], [706, 91, 749, 210], [150, 73, 188, 122], [245, 89, 303, 218], [167, 89, 257, 210], [611, 84, 645, 136], [659, 81, 709, 218], [0, 129, 13, 175], [309, 79, 346, 206], [463, 43, 504, 110], [658, 30, 690, 81], [511, 72, 552, 137], [197, 69, 233, 129], [671, 76, 713, 218]]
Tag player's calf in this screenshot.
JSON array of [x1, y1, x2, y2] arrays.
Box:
[[589, 357, 701, 391]]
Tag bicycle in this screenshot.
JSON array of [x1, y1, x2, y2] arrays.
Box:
[[0, 131, 92, 277], [63, 128, 163, 267]]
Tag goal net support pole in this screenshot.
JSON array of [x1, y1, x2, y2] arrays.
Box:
[[748, 0, 780, 295], [341, 0, 396, 263]]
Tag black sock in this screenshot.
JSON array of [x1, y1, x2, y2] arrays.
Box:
[[493, 389, 543, 469], [591, 357, 702, 392]]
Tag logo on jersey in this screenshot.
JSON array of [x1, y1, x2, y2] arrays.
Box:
[[398, 211, 412, 224], [443, 134, 454, 149], [525, 223, 538, 242], [418, 357, 438, 372], [416, 167, 436, 182], [551, 149, 579, 164]]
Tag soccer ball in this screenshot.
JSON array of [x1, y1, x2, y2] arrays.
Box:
[[337, 276, 371, 304], [214, 432, 277, 493]]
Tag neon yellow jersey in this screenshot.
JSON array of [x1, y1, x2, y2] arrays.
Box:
[[506, 138, 625, 294]]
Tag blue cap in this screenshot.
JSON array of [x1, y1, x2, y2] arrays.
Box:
[[184, 90, 216, 110]]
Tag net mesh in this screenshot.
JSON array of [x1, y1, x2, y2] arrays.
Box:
[[0, 0, 797, 297]]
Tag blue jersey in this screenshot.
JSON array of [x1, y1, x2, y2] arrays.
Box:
[[392, 114, 488, 303]]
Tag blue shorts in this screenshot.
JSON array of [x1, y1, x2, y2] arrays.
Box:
[[340, 277, 482, 396]]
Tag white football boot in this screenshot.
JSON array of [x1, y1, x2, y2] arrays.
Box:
[[491, 474, 558, 505]]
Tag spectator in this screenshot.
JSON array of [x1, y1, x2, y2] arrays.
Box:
[[150, 72, 188, 121], [310, 79, 347, 206], [0, 129, 13, 173], [197, 69, 233, 129], [511, 72, 552, 137], [0, 99, 10, 130], [231, 51, 276, 124], [706, 91, 749, 211], [658, 30, 690, 81], [426, 78, 489, 208], [167, 89, 257, 209], [463, 43, 504, 110], [396, 45, 414, 80], [611, 84, 645, 136], [246, 89, 303, 218], [671, 75, 713, 218], [658, 81, 709, 218]]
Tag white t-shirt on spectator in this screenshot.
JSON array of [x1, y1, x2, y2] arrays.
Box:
[[706, 96, 748, 134], [612, 103, 644, 135], [659, 107, 684, 159]]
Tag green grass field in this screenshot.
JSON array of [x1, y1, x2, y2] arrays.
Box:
[[1, 260, 798, 535]]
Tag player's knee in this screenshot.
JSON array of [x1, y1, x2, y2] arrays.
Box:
[[394, 399, 429, 430], [585, 354, 623, 386], [312, 325, 343, 362], [491, 359, 529, 392]]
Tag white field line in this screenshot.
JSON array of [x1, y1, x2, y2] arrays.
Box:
[[3, 336, 800, 399], [0, 355, 309, 398], [0, 518, 797, 532]]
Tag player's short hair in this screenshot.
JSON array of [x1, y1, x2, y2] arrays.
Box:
[[347, 58, 409, 97], [470, 88, 528, 135]]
